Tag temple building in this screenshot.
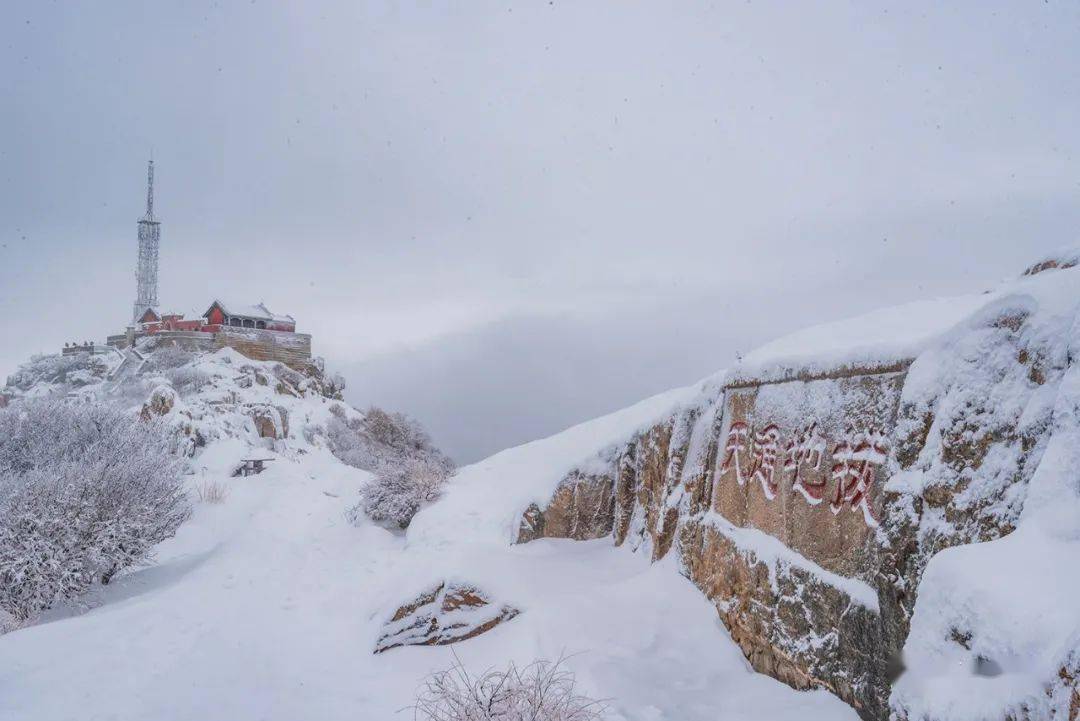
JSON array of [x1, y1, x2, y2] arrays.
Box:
[[203, 301, 296, 332], [99, 163, 312, 369]]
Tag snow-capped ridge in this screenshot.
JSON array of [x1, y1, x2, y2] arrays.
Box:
[[1021, 242, 1080, 277], [406, 256, 1080, 721]]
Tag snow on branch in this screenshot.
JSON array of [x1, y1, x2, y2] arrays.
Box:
[[0, 400, 190, 623], [412, 651, 608, 721], [330, 405, 456, 529]]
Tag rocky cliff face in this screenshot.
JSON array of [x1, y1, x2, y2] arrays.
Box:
[[516, 258, 1080, 721], [518, 367, 903, 718]]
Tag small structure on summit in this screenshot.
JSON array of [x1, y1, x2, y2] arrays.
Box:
[[203, 301, 296, 332], [92, 162, 313, 369], [109, 299, 312, 369], [128, 300, 296, 335]]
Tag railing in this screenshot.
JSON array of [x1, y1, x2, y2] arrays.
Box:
[[106, 348, 148, 382]]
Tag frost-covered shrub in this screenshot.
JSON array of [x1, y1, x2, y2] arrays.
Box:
[[326, 410, 378, 470], [325, 372, 346, 400], [165, 366, 212, 396], [5, 353, 111, 395], [332, 405, 455, 528], [144, 346, 194, 373], [364, 406, 440, 460], [0, 400, 190, 622], [413, 653, 608, 721], [329, 405, 454, 474], [348, 455, 451, 529], [196, 479, 228, 504]]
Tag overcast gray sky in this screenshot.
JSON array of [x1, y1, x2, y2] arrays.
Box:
[[2, 2, 1077, 462]]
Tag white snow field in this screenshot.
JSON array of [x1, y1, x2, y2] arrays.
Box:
[[0, 407, 855, 720], [4, 250, 1079, 721]]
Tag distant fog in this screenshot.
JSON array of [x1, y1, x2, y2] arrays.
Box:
[[4, 2, 1076, 460], [339, 279, 954, 464]]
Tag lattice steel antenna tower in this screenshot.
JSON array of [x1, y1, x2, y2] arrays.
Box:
[[133, 159, 161, 323]]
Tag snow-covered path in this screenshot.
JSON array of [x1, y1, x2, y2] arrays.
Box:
[[0, 448, 856, 721]]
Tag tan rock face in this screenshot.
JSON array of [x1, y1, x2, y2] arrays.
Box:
[[244, 404, 289, 440], [140, 385, 177, 420], [375, 582, 520, 653], [713, 372, 903, 581], [516, 290, 1072, 721], [520, 370, 903, 718], [516, 346, 1053, 720], [679, 518, 884, 717], [518, 469, 615, 544]]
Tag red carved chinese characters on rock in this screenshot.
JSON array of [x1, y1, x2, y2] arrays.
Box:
[[750, 424, 781, 499], [720, 421, 751, 485], [719, 419, 886, 527], [828, 428, 886, 527], [784, 422, 827, 504]]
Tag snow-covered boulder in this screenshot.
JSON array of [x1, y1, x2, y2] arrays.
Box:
[[244, 403, 289, 440], [140, 384, 178, 420], [375, 581, 520, 653]]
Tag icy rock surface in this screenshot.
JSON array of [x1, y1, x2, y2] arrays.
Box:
[[511, 253, 1080, 721], [375, 581, 520, 653]]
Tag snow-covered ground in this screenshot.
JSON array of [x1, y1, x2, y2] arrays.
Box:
[[0, 414, 856, 721], [5, 251, 1078, 720]]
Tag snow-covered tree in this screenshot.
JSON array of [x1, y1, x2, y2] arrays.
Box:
[[325, 408, 379, 470], [332, 405, 455, 528], [143, 346, 195, 373], [4, 352, 112, 397], [329, 405, 454, 475], [164, 366, 211, 396], [348, 455, 451, 529], [0, 400, 190, 622]]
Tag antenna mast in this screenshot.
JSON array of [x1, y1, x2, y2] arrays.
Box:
[[145, 159, 155, 220], [132, 159, 161, 323]]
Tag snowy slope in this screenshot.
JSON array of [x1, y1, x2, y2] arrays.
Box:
[[730, 293, 992, 384], [5, 253, 1076, 721], [407, 382, 703, 552], [410, 253, 1080, 721], [0, 353, 856, 720], [888, 264, 1080, 720]]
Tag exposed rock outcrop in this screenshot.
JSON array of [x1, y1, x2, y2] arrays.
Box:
[[140, 384, 178, 420], [245, 404, 289, 440], [375, 582, 520, 653], [515, 261, 1080, 720], [519, 367, 903, 718]]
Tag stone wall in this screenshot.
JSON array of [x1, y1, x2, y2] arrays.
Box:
[[105, 334, 131, 349], [712, 372, 904, 579], [213, 328, 312, 369], [518, 366, 904, 718], [515, 316, 1058, 721], [148, 331, 217, 353], [105, 330, 217, 353], [108, 328, 313, 370], [61, 345, 113, 356]]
